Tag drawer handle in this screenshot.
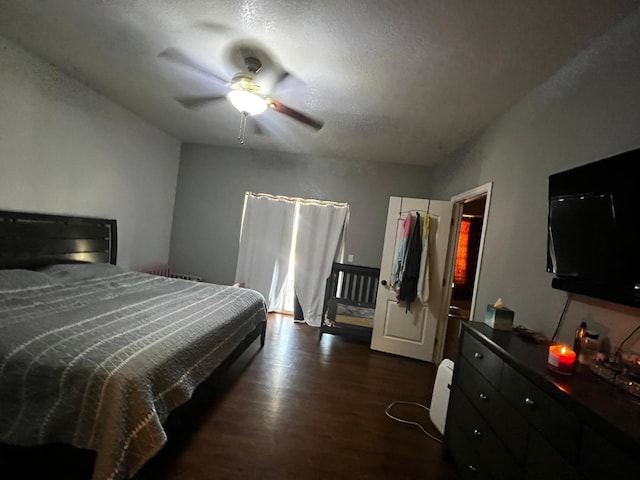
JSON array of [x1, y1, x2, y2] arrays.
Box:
[[524, 397, 536, 407], [474, 352, 483, 359], [479, 393, 488, 401], [468, 464, 478, 472], [473, 428, 482, 438]]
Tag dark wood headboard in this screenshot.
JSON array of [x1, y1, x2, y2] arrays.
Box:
[[0, 210, 117, 269]]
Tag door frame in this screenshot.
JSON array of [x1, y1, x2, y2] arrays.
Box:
[[432, 182, 493, 364], [450, 182, 493, 325]]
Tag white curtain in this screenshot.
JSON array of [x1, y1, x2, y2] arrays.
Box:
[[235, 194, 295, 312], [294, 202, 349, 327]]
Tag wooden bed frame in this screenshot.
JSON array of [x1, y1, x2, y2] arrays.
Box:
[[0, 208, 266, 343], [0, 209, 266, 478], [0, 209, 117, 268], [319, 262, 380, 342]]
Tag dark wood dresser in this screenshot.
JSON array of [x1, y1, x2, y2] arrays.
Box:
[[443, 321, 640, 480]]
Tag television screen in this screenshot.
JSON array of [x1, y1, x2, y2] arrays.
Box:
[[547, 147, 639, 307], [547, 193, 621, 283]]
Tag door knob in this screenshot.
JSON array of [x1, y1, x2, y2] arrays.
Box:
[[381, 280, 387, 286]]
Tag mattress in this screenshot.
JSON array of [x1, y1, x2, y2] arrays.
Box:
[[334, 303, 375, 328], [0, 264, 267, 480]]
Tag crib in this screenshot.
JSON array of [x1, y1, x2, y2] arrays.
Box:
[[320, 262, 380, 342], [139, 263, 203, 281]]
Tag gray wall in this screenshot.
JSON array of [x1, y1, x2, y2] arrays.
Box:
[[169, 145, 432, 285], [0, 36, 181, 270], [429, 9, 640, 350]]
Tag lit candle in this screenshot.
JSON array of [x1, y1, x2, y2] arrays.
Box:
[[548, 344, 576, 375]]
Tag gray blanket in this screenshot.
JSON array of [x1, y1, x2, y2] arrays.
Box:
[[0, 268, 267, 480]]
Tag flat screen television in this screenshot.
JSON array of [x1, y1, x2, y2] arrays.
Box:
[[547, 147, 639, 308]]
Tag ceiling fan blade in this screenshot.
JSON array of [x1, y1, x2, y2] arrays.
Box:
[[159, 47, 228, 85], [273, 70, 306, 92], [193, 21, 235, 35], [175, 94, 226, 109], [267, 99, 324, 131]]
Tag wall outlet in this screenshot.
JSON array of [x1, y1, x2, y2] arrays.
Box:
[[347, 254, 354, 263]]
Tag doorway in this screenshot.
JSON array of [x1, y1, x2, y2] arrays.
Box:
[[442, 183, 492, 360]]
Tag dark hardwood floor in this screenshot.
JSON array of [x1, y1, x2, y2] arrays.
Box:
[[0, 314, 458, 480], [137, 314, 457, 480]]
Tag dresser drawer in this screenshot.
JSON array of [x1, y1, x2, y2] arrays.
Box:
[[449, 389, 522, 480], [461, 332, 504, 388], [501, 362, 580, 463], [579, 426, 637, 480], [527, 429, 581, 480], [448, 423, 494, 480], [456, 357, 528, 462]]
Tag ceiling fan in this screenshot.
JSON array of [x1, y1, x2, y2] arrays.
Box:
[[159, 41, 324, 144]]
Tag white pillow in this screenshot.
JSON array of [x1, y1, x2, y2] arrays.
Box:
[[38, 263, 125, 283]]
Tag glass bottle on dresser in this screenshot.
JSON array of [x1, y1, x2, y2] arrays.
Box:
[[573, 322, 587, 356], [578, 333, 599, 366]]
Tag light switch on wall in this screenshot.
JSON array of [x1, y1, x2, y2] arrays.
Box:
[[347, 254, 354, 263]]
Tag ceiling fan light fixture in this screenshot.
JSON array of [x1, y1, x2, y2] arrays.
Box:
[[227, 90, 267, 116]]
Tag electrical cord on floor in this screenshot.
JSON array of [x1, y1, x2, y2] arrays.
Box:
[[385, 401, 443, 443]]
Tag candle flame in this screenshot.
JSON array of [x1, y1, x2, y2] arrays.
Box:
[[560, 346, 567, 354]]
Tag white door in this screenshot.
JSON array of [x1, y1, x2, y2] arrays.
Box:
[[371, 196, 458, 362]]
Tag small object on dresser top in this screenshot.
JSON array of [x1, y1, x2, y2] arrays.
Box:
[[590, 355, 640, 400], [590, 358, 621, 381], [512, 325, 550, 344], [547, 344, 576, 375], [573, 321, 588, 356], [484, 297, 514, 331], [578, 332, 599, 366]]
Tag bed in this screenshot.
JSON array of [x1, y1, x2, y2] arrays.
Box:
[[0, 210, 268, 480], [319, 262, 380, 342]]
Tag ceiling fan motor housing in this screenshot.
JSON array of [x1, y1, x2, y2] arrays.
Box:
[[245, 56, 262, 74]]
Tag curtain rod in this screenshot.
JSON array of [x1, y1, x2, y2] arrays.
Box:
[[246, 192, 349, 208]]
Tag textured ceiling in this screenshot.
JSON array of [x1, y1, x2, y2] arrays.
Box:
[[1, 0, 638, 166]]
